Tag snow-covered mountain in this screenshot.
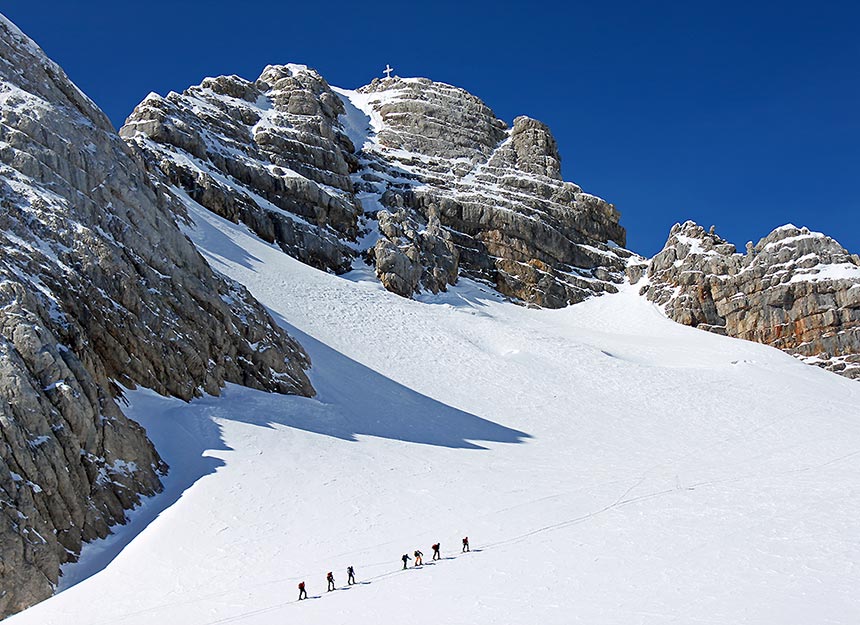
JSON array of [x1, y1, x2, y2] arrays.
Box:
[[120, 65, 633, 308], [0, 15, 310, 617], [0, 10, 859, 623], [118, 64, 860, 379], [8, 197, 860, 625]]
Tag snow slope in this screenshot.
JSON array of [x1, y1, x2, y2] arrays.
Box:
[[8, 201, 860, 625]]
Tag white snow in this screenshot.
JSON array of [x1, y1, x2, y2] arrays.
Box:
[[762, 230, 827, 251], [331, 86, 377, 153], [788, 262, 860, 284], [674, 233, 710, 255], [42, 381, 71, 393], [8, 203, 860, 625]]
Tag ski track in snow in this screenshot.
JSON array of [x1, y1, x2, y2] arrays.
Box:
[[8, 203, 860, 625]]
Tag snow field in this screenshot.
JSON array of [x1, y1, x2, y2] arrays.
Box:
[[8, 202, 860, 625]]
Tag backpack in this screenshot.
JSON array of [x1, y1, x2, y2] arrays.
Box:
[[298, 582, 305, 590]]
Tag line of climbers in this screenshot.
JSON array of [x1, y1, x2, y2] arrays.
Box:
[[297, 537, 470, 600]]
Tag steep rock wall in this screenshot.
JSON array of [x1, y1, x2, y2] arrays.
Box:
[[636, 221, 860, 379], [0, 16, 312, 617]]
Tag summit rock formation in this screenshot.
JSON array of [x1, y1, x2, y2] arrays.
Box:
[[0, 16, 312, 618], [634, 221, 860, 379], [121, 69, 633, 308]]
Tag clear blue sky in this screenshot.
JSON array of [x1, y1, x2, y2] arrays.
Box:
[[4, 2, 857, 256]]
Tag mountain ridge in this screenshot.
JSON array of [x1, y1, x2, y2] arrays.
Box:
[[119, 61, 859, 379]]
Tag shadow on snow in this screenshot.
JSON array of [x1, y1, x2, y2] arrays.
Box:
[[58, 311, 529, 591], [229, 311, 531, 451], [58, 392, 228, 591]]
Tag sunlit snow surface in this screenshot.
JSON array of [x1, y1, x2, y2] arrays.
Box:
[[9, 202, 860, 625]]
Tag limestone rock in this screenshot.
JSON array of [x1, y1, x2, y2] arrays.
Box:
[[120, 64, 360, 274], [642, 221, 860, 379], [125, 71, 632, 307], [350, 77, 633, 306], [369, 198, 459, 296], [0, 15, 312, 617], [498, 116, 562, 179]]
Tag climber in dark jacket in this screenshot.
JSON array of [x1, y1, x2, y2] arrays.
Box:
[[347, 565, 356, 585], [298, 581, 307, 600], [402, 553, 411, 569], [462, 536, 470, 552], [327, 571, 335, 592], [432, 542, 441, 560]]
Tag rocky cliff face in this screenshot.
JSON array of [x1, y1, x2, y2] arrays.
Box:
[[635, 221, 860, 379], [121, 65, 361, 275], [122, 71, 633, 308], [0, 16, 312, 617], [348, 78, 631, 307]]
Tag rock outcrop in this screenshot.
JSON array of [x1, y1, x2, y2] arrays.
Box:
[[345, 78, 633, 307], [0, 16, 312, 617], [636, 221, 860, 379], [121, 65, 361, 274], [123, 71, 633, 308]]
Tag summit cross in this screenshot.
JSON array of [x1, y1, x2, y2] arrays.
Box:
[[383, 64, 394, 79]]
